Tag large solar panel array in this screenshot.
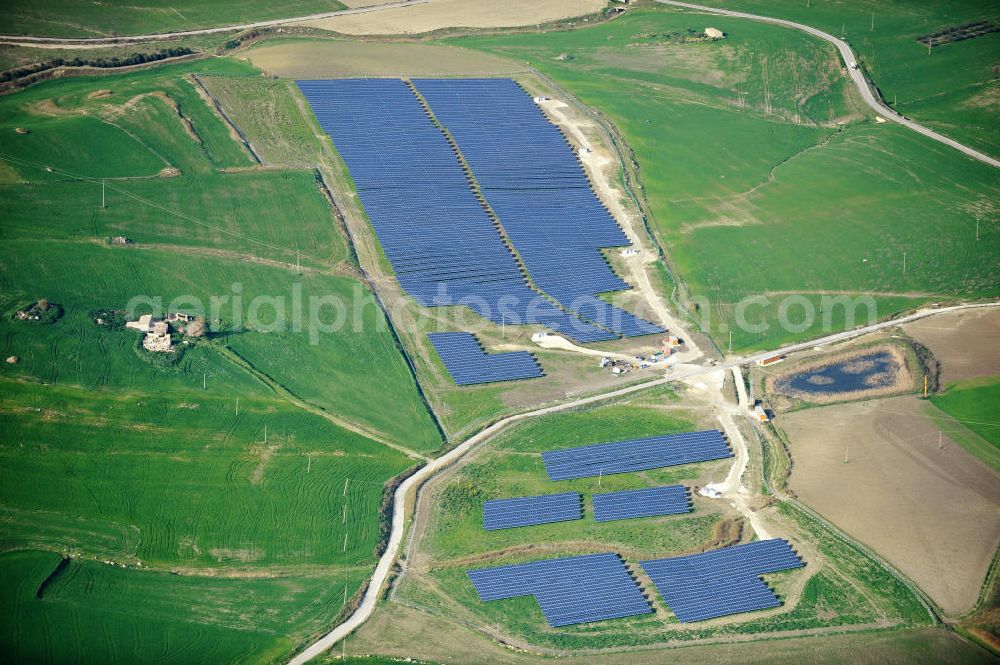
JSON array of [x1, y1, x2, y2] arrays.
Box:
[[428, 331, 542, 385], [483, 492, 582, 531], [592, 485, 691, 522], [414, 78, 664, 338], [640, 539, 804, 622], [542, 430, 732, 481], [296, 78, 615, 344], [467, 552, 652, 627]]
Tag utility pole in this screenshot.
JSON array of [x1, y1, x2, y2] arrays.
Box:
[[235, 397, 239, 416], [203, 372, 206, 389], [728, 329, 733, 354], [902, 251, 906, 274], [871, 12, 874, 31], [307, 454, 312, 474], [976, 218, 980, 240], [101, 179, 106, 209], [296, 248, 300, 273], [924, 374, 929, 398], [844, 446, 849, 463], [939, 430, 943, 450], [264, 425, 267, 445]]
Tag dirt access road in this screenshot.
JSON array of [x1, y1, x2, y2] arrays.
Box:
[[655, 1, 1000, 169], [287, 302, 1000, 664]]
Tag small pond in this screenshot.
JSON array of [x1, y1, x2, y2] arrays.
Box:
[[778, 351, 900, 395]]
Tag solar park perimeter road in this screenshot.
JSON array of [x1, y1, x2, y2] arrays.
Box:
[[287, 300, 1000, 665], [656, 1, 1000, 169]]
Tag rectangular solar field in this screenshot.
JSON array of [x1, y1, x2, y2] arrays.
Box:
[[413, 78, 664, 338], [296, 78, 616, 344], [483, 492, 582, 530], [640, 539, 804, 622], [467, 552, 652, 627], [542, 430, 732, 480], [428, 332, 543, 386], [592, 485, 691, 522]]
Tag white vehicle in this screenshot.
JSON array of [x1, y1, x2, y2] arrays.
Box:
[[849, 61, 859, 70]]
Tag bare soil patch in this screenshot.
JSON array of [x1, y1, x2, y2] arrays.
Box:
[[298, 0, 606, 35], [781, 395, 1000, 616], [904, 308, 1000, 383], [243, 40, 521, 78]]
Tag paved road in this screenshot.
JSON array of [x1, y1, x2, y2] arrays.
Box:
[[0, 0, 428, 46], [287, 300, 997, 664], [656, 1, 1000, 169]]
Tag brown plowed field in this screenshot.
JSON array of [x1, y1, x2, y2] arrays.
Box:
[[782, 395, 1000, 616]]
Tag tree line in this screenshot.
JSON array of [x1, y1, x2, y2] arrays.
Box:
[[0, 47, 194, 83]]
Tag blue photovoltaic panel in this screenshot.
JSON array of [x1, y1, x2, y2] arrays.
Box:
[[295, 78, 617, 344], [640, 539, 804, 622], [428, 331, 542, 386], [542, 430, 732, 481], [483, 492, 582, 530], [592, 485, 691, 522], [467, 552, 652, 627], [414, 78, 665, 338]]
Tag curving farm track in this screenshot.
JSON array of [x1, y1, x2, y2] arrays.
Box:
[[655, 1, 1000, 169], [287, 301, 997, 664]]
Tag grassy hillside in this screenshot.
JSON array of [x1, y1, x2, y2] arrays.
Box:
[[450, 5, 1000, 351], [694, 0, 1000, 157], [0, 58, 440, 664], [0, 0, 346, 38]]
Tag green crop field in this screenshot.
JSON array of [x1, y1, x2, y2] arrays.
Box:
[[929, 375, 1000, 471], [931, 376, 1000, 449], [395, 393, 930, 650], [0, 0, 346, 38], [449, 5, 1000, 352], [694, 0, 1000, 158], [0, 57, 441, 664]]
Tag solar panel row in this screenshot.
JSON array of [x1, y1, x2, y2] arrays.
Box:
[[467, 552, 652, 627], [592, 485, 691, 522], [296, 78, 616, 344], [413, 78, 665, 339], [428, 331, 542, 386], [542, 430, 732, 481], [640, 539, 804, 622], [483, 492, 582, 531]]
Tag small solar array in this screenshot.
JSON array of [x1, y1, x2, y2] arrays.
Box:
[[414, 78, 664, 338], [483, 492, 582, 531], [592, 485, 691, 522], [640, 539, 804, 623], [428, 332, 542, 385], [467, 552, 652, 627], [542, 430, 732, 481], [296, 78, 614, 344]]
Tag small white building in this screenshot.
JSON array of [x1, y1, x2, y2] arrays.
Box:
[[699, 486, 722, 498], [621, 248, 640, 258], [125, 314, 156, 333], [705, 27, 725, 39]]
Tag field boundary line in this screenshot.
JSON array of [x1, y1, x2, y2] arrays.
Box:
[[654, 1, 1000, 169], [215, 345, 430, 462]]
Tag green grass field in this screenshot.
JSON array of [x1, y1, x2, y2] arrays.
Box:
[[0, 0, 346, 38], [929, 375, 1000, 471], [450, 6, 1000, 351], [0, 58, 440, 663], [931, 376, 1000, 449], [694, 0, 1000, 158]]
